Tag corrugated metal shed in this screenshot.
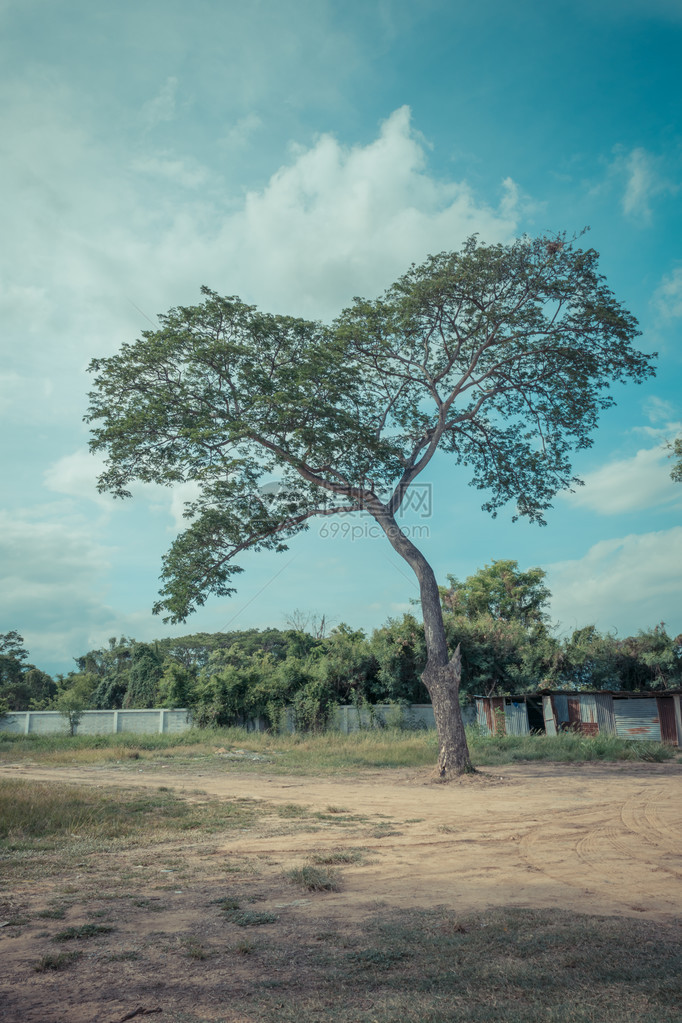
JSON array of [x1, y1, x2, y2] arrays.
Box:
[[476, 691, 680, 745], [475, 697, 529, 736], [505, 700, 531, 736], [476, 697, 505, 735], [613, 697, 662, 741]]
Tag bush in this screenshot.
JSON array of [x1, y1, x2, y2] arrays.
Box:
[[291, 678, 335, 732]]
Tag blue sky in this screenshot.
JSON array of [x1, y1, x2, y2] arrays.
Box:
[[1, 0, 681, 675]]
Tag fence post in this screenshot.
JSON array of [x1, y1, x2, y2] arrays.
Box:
[[24, 712, 31, 735], [113, 710, 119, 734], [159, 709, 165, 734]]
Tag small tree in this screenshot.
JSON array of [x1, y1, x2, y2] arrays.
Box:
[[52, 672, 97, 735], [86, 233, 653, 776]]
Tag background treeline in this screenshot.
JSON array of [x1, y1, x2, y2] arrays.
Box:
[[2, 562, 681, 728]]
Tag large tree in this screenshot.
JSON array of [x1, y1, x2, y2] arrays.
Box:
[[86, 233, 653, 776]]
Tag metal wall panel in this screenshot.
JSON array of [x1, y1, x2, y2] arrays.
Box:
[[476, 699, 491, 734], [614, 698, 662, 741], [552, 694, 569, 729], [492, 697, 506, 734], [579, 694, 598, 723], [567, 697, 581, 727], [542, 696, 557, 736], [475, 697, 506, 734], [657, 697, 678, 746], [575, 694, 599, 735], [674, 696, 682, 746], [504, 700, 530, 736], [595, 693, 616, 735]]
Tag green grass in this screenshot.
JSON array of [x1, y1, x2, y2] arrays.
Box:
[[310, 848, 366, 865], [0, 777, 260, 843], [465, 727, 678, 765], [1, 723, 677, 774], [286, 863, 341, 891]]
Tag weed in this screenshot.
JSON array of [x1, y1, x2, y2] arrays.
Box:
[[231, 909, 278, 927], [34, 951, 82, 972], [216, 897, 241, 911], [277, 802, 310, 818], [347, 947, 411, 969], [310, 849, 365, 865], [52, 924, 113, 941], [237, 941, 254, 954], [631, 741, 675, 762], [181, 937, 213, 959], [217, 898, 277, 926], [370, 822, 401, 837], [286, 864, 340, 891]]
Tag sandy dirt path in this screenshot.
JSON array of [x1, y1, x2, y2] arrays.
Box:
[[3, 760, 680, 923]]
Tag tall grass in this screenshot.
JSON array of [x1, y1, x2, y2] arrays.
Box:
[[0, 723, 676, 772], [465, 726, 677, 764]]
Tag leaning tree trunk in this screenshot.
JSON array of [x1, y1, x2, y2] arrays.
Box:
[[371, 504, 474, 777], [423, 645, 473, 776]]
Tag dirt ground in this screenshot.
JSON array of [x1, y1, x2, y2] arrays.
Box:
[[1, 760, 681, 1022]]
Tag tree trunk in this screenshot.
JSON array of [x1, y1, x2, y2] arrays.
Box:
[[422, 645, 473, 776], [369, 503, 474, 777]]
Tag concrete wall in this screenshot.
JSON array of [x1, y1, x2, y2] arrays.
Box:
[[329, 703, 476, 734], [0, 703, 477, 737], [0, 708, 191, 736]]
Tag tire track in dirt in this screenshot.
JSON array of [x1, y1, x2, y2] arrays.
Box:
[[518, 792, 682, 916], [2, 761, 681, 921]]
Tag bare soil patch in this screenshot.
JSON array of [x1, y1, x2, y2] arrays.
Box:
[[1, 760, 680, 1022]]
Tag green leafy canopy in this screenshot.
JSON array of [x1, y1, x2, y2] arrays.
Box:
[[86, 233, 654, 623]]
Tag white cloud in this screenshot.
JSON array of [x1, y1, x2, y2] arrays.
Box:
[[564, 444, 682, 514], [140, 76, 178, 128], [43, 449, 109, 506], [547, 527, 682, 636], [642, 395, 678, 424], [611, 146, 678, 222], [0, 506, 115, 668], [214, 106, 520, 318], [43, 449, 202, 529], [131, 154, 210, 189], [652, 267, 682, 320], [622, 148, 658, 219], [0, 94, 523, 376], [221, 113, 263, 151]]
